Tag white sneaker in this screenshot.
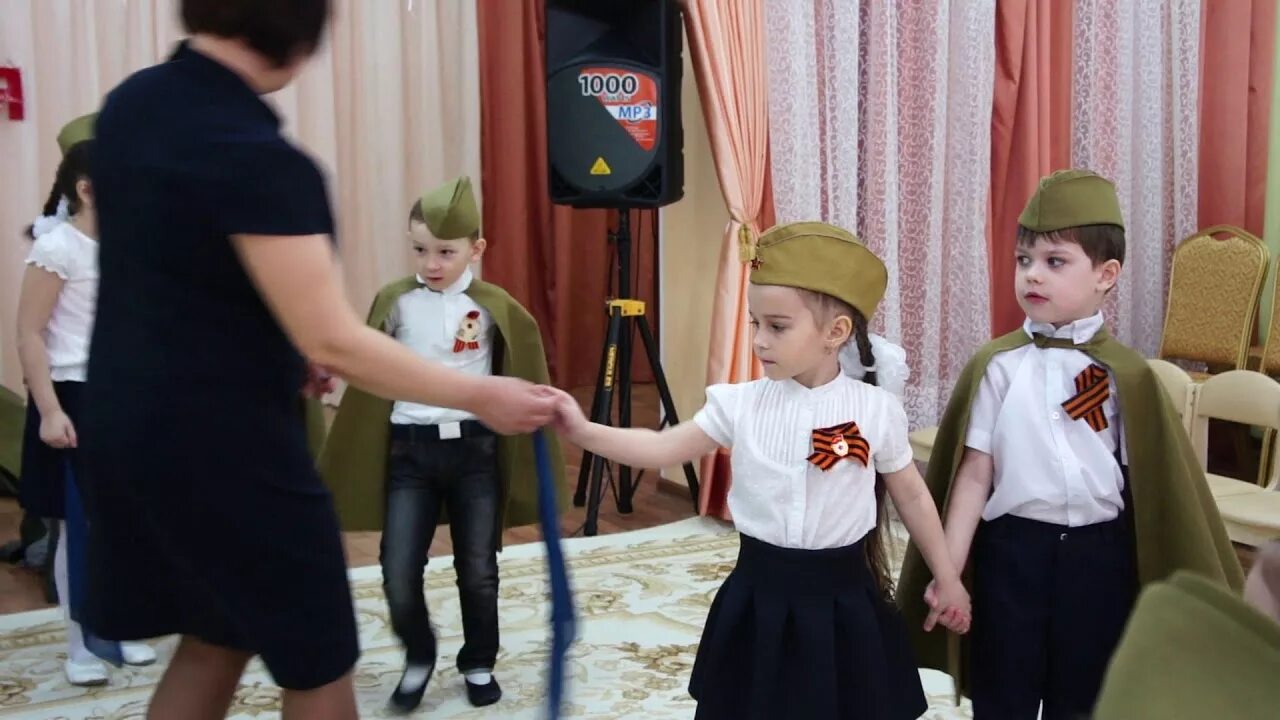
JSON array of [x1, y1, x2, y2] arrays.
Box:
[[121, 642, 157, 666], [64, 657, 109, 686]]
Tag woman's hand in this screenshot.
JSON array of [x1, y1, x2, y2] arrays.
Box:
[[40, 410, 78, 449], [469, 376, 557, 434]]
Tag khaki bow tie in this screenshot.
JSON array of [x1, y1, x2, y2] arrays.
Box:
[[1032, 334, 1081, 350]]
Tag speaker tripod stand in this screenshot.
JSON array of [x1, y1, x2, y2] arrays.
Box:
[[573, 210, 700, 536]]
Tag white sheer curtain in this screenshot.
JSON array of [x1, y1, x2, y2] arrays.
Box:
[[1072, 0, 1199, 355], [0, 0, 480, 391], [766, 0, 995, 427]]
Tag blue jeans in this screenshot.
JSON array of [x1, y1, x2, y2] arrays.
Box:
[[380, 426, 501, 672]]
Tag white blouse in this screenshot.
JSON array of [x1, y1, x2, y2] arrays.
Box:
[[24, 222, 98, 383], [693, 374, 915, 549], [965, 312, 1127, 527]]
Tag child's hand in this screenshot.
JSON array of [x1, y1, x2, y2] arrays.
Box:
[[924, 578, 971, 635], [543, 386, 589, 440], [39, 410, 77, 449], [301, 362, 337, 399]]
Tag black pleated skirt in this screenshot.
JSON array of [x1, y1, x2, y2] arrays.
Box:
[[690, 533, 927, 720], [19, 382, 84, 519]]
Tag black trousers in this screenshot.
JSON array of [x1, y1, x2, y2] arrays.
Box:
[[971, 514, 1137, 720], [380, 422, 501, 673]]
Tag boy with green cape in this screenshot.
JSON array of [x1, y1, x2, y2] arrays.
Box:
[[897, 170, 1243, 719], [319, 176, 565, 712]]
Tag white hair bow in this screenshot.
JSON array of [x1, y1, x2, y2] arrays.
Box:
[[840, 333, 910, 400], [31, 196, 70, 239]]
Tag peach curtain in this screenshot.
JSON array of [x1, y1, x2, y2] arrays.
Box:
[[988, 0, 1074, 337], [0, 1, 481, 394], [683, 0, 771, 520], [1199, 0, 1277, 238]]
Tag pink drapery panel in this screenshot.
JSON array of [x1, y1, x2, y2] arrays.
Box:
[[858, 0, 995, 427], [1072, 0, 1199, 355], [683, 0, 771, 520], [0, 1, 481, 394], [767, 0, 994, 428]]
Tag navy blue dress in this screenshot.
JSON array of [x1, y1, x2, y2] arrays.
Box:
[[82, 42, 358, 691]]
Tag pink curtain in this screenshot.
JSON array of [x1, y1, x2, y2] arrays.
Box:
[[1072, 0, 1200, 355], [767, 0, 995, 428], [684, 0, 771, 520]]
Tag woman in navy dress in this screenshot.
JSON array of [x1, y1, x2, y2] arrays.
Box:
[[82, 2, 556, 717]]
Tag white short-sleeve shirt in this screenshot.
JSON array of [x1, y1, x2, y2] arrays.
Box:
[[965, 312, 1127, 527], [24, 222, 99, 382], [693, 373, 914, 549], [388, 268, 495, 426]]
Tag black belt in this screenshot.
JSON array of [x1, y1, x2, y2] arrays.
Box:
[[389, 420, 494, 442]]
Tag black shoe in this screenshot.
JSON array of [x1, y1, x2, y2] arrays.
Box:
[[388, 664, 434, 715], [465, 676, 503, 707]]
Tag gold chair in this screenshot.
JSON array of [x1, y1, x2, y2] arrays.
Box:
[[1259, 256, 1280, 377], [1189, 370, 1280, 547], [1159, 225, 1270, 378]]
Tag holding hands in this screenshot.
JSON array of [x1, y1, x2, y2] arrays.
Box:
[[469, 377, 561, 434], [923, 578, 972, 635], [301, 362, 338, 399], [541, 386, 589, 440]]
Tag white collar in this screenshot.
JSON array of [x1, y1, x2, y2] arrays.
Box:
[[1022, 311, 1105, 345], [416, 267, 473, 296], [776, 372, 849, 400]]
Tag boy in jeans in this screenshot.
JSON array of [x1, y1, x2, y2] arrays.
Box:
[[321, 176, 564, 712]]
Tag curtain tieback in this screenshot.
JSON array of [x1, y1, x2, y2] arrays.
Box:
[[736, 223, 757, 263]]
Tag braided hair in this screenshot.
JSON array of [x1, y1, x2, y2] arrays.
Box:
[[24, 141, 93, 240], [798, 289, 894, 599], [850, 307, 894, 599]]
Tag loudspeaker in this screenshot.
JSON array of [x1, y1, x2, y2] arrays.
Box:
[[545, 0, 684, 208]]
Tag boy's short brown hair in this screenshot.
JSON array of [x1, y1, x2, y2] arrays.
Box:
[[1016, 223, 1126, 267]]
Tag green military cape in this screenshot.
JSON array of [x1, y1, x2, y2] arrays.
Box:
[[897, 329, 1244, 694], [1094, 571, 1280, 719], [0, 385, 25, 491], [319, 276, 566, 542], [303, 398, 326, 459]]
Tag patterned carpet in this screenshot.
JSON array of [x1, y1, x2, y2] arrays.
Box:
[[0, 517, 972, 719]]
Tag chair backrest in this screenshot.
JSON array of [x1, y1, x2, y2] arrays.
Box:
[[1159, 225, 1269, 369], [1189, 370, 1280, 489], [1261, 256, 1280, 376], [1146, 358, 1195, 431]]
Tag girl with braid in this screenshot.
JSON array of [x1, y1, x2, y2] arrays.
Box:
[[548, 221, 970, 720], [17, 115, 156, 686]]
